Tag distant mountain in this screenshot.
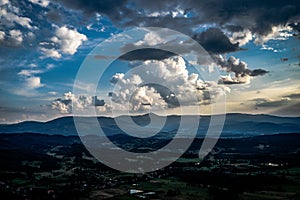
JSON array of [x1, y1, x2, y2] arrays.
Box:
[[0, 113, 299, 137]]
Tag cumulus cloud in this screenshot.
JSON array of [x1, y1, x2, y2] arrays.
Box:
[[40, 47, 61, 59], [229, 29, 253, 46], [109, 56, 227, 112], [109, 73, 167, 111], [216, 56, 268, 84], [0, 29, 24, 47], [8, 29, 23, 45], [0, 1, 32, 29], [25, 76, 43, 89], [51, 92, 106, 114], [40, 26, 87, 58], [51, 26, 87, 55], [134, 32, 166, 46]]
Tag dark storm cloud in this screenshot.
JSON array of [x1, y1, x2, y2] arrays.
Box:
[[289, 23, 300, 33], [55, 0, 129, 18], [193, 28, 241, 54], [119, 48, 176, 61], [117, 28, 240, 61], [57, 0, 300, 39], [224, 25, 244, 32]]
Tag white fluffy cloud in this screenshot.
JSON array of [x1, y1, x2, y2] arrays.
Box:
[[25, 76, 44, 89], [0, 0, 33, 47], [109, 56, 226, 112], [51, 92, 107, 114], [0, 2, 32, 29], [230, 29, 253, 46], [51, 26, 87, 55], [40, 47, 62, 59], [134, 32, 165, 46], [9, 29, 23, 45], [110, 73, 167, 111], [0, 29, 23, 46], [50, 57, 227, 114], [40, 26, 87, 58]]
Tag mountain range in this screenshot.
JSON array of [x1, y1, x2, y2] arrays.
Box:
[[0, 113, 299, 138]]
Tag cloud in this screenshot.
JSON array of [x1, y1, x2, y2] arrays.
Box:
[[283, 93, 300, 99], [51, 92, 106, 114], [254, 25, 293, 45], [109, 73, 167, 111], [51, 26, 87, 55], [119, 48, 176, 61], [250, 69, 269, 76], [48, 91, 58, 95], [0, 0, 9, 6], [25, 76, 44, 89], [18, 69, 43, 76], [40, 47, 61, 59], [229, 29, 253, 46], [92, 96, 105, 106], [9, 29, 23, 45], [252, 97, 290, 108], [0, 106, 54, 124], [15, 67, 48, 96], [0, 1, 32, 29], [272, 102, 300, 116], [40, 26, 87, 58], [0, 29, 23, 47], [216, 56, 268, 84], [119, 27, 240, 62], [109, 56, 227, 112], [0, 31, 5, 40], [28, 0, 50, 7], [56, 0, 128, 17], [193, 28, 241, 54], [56, 0, 300, 45], [219, 75, 250, 85], [134, 32, 166, 46]]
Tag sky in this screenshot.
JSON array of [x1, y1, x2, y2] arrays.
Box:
[[0, 0, 300, 123]]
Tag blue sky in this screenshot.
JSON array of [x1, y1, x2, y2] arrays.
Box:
[[0, 0, 300, 123]]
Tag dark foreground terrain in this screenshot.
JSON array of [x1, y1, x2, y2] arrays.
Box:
[[1, 133, 300, 200]]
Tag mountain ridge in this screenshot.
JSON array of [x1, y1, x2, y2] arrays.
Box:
[[0, 113, 299, 137]]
